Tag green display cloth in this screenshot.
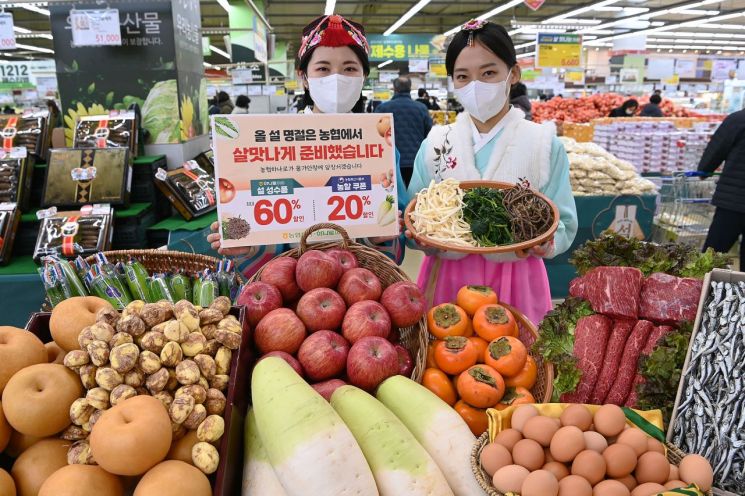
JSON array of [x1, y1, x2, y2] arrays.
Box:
[[0, 256, 38, 275], [0, 257, 45, 326], [149, 212, 217, 232], [20, 203, 151, 223]]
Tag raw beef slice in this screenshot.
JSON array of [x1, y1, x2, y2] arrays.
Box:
[[589, 320, 636, 404], [560, 315, 613, 404], [604, 320, 654, 405], [569, 267, 644, 319], [624, 325, 675, 407], [639, 273, 703, 324]]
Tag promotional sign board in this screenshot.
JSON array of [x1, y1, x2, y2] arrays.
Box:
[[70, 9, 122, 46], [536, 34, 582, 68], [212, 113, 399, 247], [0, 13, 16, 50], [368, 34, 436, 62]]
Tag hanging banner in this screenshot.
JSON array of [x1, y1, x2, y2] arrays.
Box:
[[409, 58, 429, 73], [564, 69, 585, 85], [212, 113, 399, 247], [0, 13, 16, 50], [536, 34, 582, 68], [368, 34, 436, 62], [524, 0, 546, 10], [70, 9, 123, 47], [675, 59, 696, 79]]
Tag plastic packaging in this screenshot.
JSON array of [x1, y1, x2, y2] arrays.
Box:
[[124, 257, 152, 302], [170, 270, 193, 303], [149, 273, 175, 303]]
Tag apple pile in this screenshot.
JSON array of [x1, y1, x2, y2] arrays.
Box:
[[237, 249, 426, 398]]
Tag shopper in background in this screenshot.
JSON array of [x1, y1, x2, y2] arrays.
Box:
[[216, 91, 234, 114], [510, 82, 532, 120], [640, 94, 663, 117], [208, 97, 220, 115], [288, 94, 303, 113], [46, 100, 62, 127], [406, 20, 578, 325], [207, 14, 407, 273], [416, 88, 432, 109], [375, 77, 433, 185], [430, 95, 442, 110], [609, 98, 639, 117], [699, 109, 745, 264], [2, 106, 13, 114], [232, 95, 251, 114]]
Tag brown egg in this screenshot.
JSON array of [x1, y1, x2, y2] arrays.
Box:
[[90, 395, 172, 476], [614, 474, 637, 491], [543, 461, 570, 481], [167, 430, 200, 466], [631, 482, 665, 496], [571, 449, 607, 486], [49, 296, 113, 351], [0, 326, 47, 393], [511, 405, 539, 433], [480, 443, 513, 477], [134, 460, 211, 496], [523, 416, 560, 447], [679, 454, 713, 491], [522, 469, 559, 496], [664, 480, 687, 490], [635, 452, 669, 484], [38, 465, 123, 496], [0, 469, 15, 496], [593, 479, 630, 496], [604, 443, 638, 478], [11, 438, 69, 496], [493, 464, 530, 494], [617, 428, 649, 457], [558, 474, 593, 496], [551, 426, 586, 462], [544, 448, 556, 463], [583, 431, 608, 454], [2, 363, 82, 437], [668, 464, 679, 481], [646, 438, 665, 454], [494, 428, 523, 451], [593, 405, 626, 437], [561, 405, 593, 431], [513, 439, 546, 471]]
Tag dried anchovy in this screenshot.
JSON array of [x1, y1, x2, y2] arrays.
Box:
[[502, 180, 553, 243], [672, 280, 745, 494], [222, 216, 250, 240]]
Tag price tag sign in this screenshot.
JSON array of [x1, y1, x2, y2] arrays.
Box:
[[536, 33, 582, 69], [212, 113, 399, 247], [0, 13, 16, 50], [70, 9, 122, 47]]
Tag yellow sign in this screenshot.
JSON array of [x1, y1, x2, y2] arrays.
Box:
[[565, 70, 585, 84], [373, 90, 391, 101], [275, 87, 286, 96], [537, 33, 582, 68], [430, 63, 447, 78], [664, 74, 680, 85], [521, 69, 538, 82], [284, 80, 298, 90]]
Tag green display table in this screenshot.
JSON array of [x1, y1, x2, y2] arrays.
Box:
[[147, 213, 217, 253], [0, 257, 46, 327]]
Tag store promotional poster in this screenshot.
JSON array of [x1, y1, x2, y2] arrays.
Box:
[[212, 113, 399, 247]]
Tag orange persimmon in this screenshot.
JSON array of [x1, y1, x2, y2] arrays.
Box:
[[504, 355, 538, 389], [426, 341, 439, 369], [468, 336, 489, 364], [456, 364, 505, 408], [454, 400, 489, 436], [457, 285, 499, 317], [463, 318, 474, 337], [427, 303, 469, 339], [434, 336, 479, 375], [496, 386, 536, 410], [473, 304, 517, 341], [484, 336, 527, 377], [422, 368, 457, 406]]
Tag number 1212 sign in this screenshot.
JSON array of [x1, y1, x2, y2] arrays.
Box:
[[212, 113, 399, 247]]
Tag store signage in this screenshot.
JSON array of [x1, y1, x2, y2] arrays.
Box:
[[524, 0, 546, 11], [70, 9, 122, 47], [409, 58, 429, 73], [368, 34, 435, 62], [564, 70, 585, 85], [231, 68, 258, 84], [663, 74, 680, 85], [711, 59, 736, 81], [536, 34, 582, 68], [675, 59, 696, 79], [212, 113, 399, 247], [619, 68, 640, 84], [0, 13, 16, 50]]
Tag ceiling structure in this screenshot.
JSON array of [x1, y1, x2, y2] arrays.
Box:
[[3, 0, 745, 63]]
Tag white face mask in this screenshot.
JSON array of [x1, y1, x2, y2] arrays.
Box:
[[307, 74, 364, 113], [454, 69, 512, 123]]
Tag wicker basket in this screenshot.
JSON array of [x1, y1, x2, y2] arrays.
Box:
[[84, 249, 221, 276], [471, 431, 714, 496], [247, 223, 429, 383]]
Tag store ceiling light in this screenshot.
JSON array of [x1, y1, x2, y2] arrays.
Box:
[[547, 19, 602, 24], [324, 0, 336, 16], [384, 0, 432, 36], [13, 26, 31, 34], [20, 4, 50, 16], [14, 42, 53, 53], [209, 44, 230, 59], [378, 59, 393, 68], [675, 9, 720, 15], [443, 0, 524, 36]]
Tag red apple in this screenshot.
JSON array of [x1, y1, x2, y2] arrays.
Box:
[[341, 300, 391, 344], [296, 288, 346, 332], [380, 281, 426, 328], [259, 351, 304, 377], [394, 345, 414, 377], [259, 257, 300, 302], [312, 379, 347, 401], [297, 330, 350, 381], [337, 268, 383, 306], [237, 281, 283, 327], [346, 336, 400, 391], [254, 308, 306, 354], [295, 249, 343, 291], [326, 249, 359, 273]]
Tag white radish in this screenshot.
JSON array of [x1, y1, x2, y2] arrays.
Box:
[[251, 357, 379, 496], [330, 385, 454, 496], [242, 408, 287, 496], [376, 375, 486, 496]]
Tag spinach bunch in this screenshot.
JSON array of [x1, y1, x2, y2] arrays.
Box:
[[462, 188, 513, 247]]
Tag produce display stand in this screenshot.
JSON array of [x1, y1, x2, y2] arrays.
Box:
[[544, 194, 657, 298], [0, 256, 47, 327], [147, 212, 218, 250]]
